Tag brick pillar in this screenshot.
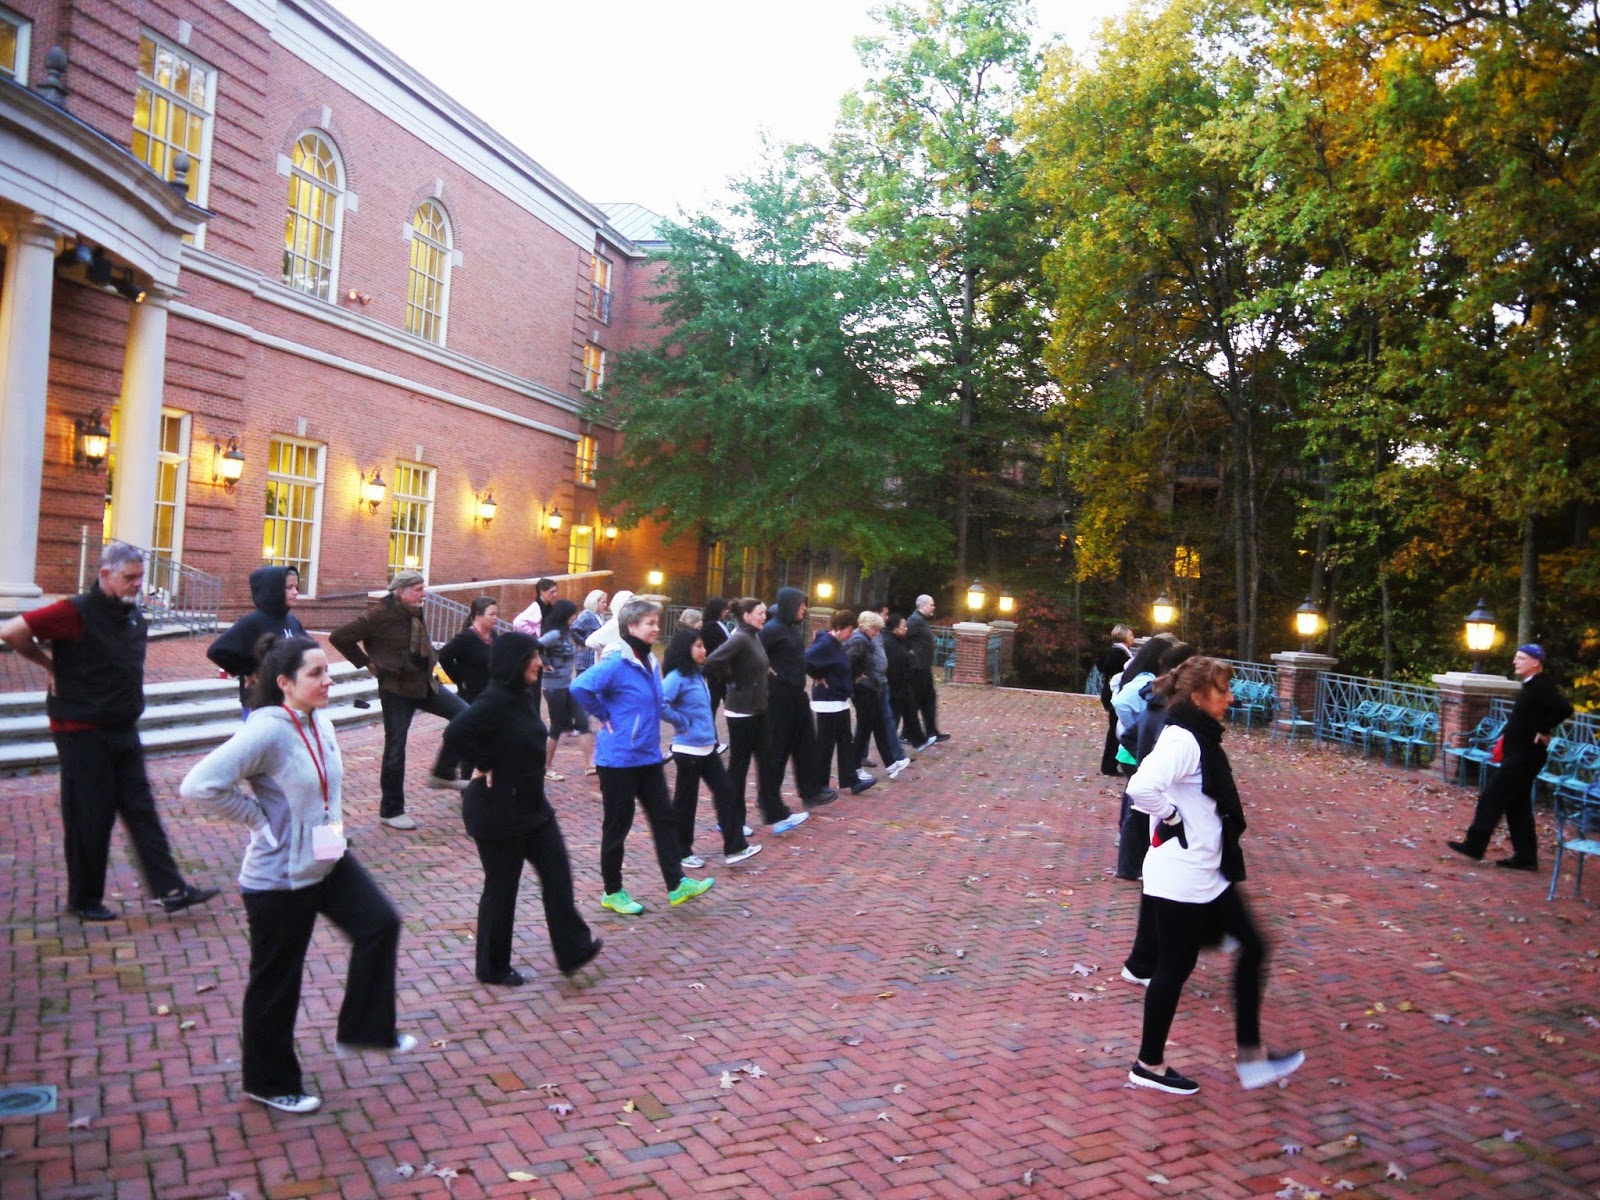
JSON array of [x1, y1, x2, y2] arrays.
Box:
[[1433, 671, 1520, 762], [807, 606, 834, 638], [951, 621, 991, 685], [990, 620, 1017, 685], [1269, 651, 1338, 734]]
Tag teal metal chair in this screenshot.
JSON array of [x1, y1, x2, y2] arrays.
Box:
[[1549, 783, 1600, 901]]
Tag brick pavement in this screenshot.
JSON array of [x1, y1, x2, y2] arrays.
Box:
[[1, 684, 1597, 1199]]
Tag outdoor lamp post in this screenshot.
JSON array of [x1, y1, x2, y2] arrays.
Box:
[[997, 589, 1015, 616], [1152, 592, 1177, 629], [646, 566, 665, 589], [1464, 598, 1497, 673], [815, 579, 834, 602], [966, 579, 987, 613], [1294, 596, 1322, 652]]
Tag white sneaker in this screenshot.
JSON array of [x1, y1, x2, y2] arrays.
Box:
[[680, 854, 706, 870], [887, 758, 911, 779], [380, 814, 418, 830], [427, 774, 467, 792], [392, 1033, 419, 1054], [336, 1032, 419, 1058], [771, 812, 811, 835], [1237, 1050, 1305, 1090], [713, 823, 755, 838], [917, 737, 938, 752], [1120, 966, 1151, 987], [247, 1092, 321, 1114], [724, 844, 763, 865]]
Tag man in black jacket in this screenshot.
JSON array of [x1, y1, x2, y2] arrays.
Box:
[[0, 541, 217, 921], [1449, 644, 1574, 871], [206, 565, 306, 713], [759, 587, 837, 807], [1097, 624, 1136, 775], [905, 594, 950, 750]]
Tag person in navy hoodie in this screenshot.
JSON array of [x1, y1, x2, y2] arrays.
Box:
[[571, 599, 715, 916], [206, 565, 307, 714], [661, 627, 761, 869], [806, 609, 877, 796]]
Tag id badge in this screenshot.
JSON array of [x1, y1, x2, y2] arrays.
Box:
[[311, 821, 347, 861]]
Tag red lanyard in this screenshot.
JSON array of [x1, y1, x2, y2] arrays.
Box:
[[282, 705, 330, 819]]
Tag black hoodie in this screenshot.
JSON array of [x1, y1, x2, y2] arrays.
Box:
[[759, 586, 809, 690], [443, 632, 553, 839], [206, 566, 307, 701]]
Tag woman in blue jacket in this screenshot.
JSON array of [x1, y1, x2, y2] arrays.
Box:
[[662, 627, 761, 869], [571, 599, 715, 916]]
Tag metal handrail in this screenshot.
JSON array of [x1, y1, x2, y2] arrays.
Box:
[[76, 528, 222, 634]]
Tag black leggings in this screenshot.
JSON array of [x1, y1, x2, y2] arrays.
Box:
[[672, 751, 748, 857], [597, 763, 682, 896], [727, 715, 791, 824], [1139, 886, 1265, 1065]]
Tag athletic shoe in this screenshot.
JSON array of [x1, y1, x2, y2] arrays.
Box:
[[160, 885, 219, 914], [934, 732, 952, 742], [680, 854, 706, 870], [601, 890, 644, 915], [1446, 840, 1482, 861], [714, 823, 755, 838], [725, 844, 763, 866], [427, 774, 468, 792], [917, 737, 938, 752], [1120, 966, 1151, 987], [886, 758, 911, 779], [715, 742, 729, 755], [668, 876, 714, 906], [1128, 1063, 1199, 1094], [392, 1033, 419, 1054], [772, 812, 811, 835], [336, 1032, 419, 1057], [849, 777, 876, 796], [803, 789, 838, 808], [478, 968, 525, 987], [1237, 1049, 1305, 1090], [70, 903, 118, 922], [546, 772, 566, 782], [247, 1092, 321, 1114], [1494, 857, 1538, 871], [561, 936, 604, 977], [380, 814, 418, 830]]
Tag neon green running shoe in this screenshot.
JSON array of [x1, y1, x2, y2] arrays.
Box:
[[601, 889, 644, 915], [667, 876, 715, 906]]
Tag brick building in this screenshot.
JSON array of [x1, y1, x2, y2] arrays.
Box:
[[0, 0, 696, 618]]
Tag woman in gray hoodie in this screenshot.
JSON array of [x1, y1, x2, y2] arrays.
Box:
[[180, 635, 414, 1115]]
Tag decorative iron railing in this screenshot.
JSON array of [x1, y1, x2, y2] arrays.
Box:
[[76, 529, 221, 635]]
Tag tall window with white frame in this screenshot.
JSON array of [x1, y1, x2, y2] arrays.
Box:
[[590, 254, 612, 324], [263, 438, 324, 594], [575, 434, 597, 487], [406, 200, 452, 344], [148, 410, 191, 592], [283, 132, 343, 301], [387, 462, 435, 579], [567, 525, 594, 576], [0, 7, 31, 84], [582, 343, 605, 393], [131, 33, 215, 235]]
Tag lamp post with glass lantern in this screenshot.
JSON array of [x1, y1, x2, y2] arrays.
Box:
[[1293, 597, 1322, 653], [1464, 599, 1497, 673]]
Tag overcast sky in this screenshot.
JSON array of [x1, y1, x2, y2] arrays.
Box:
[[326, 0, 1133, 219]]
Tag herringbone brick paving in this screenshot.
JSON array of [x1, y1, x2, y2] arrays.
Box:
[[2, 684, 1597, 1198]]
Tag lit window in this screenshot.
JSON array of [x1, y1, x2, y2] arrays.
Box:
[[387, 462, 435, 578], [706, 541, 726, 598], [263, 437, 325, 593], [0, 8, 31, 84], [575, 434, 597, 486], [131, 33, 214, 220], [149, 410, 191, 592], [567, 525, 594, 575], [582, 343, 605, 392], [406, 200, 452, 344], [1175, 545, 1201, 580], [282, 132, 343, 300], [590, 254, 612, 324]]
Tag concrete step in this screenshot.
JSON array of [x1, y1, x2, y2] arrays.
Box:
[[0, 659, 373, 717]]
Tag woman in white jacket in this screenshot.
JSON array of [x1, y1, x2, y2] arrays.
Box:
[[1123, 656, 1303, 1096], [180, 635, 415, 1115]]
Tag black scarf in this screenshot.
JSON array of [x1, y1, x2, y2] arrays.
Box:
[[621, 633, 655, 668], [1164, 700, 1247, 882]]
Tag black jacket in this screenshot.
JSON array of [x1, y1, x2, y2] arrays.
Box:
[[443, 633, 553, 839], [703, 624, 770, 716], [1500, 670, 1574, 766], [883, 630, 913, 696], [207, 566, 307, 701], [906, 610, 936, 671], [47, 584, 147, 729], [1096, 643, 1133, 711], [759, 587, 809, 691], [437, 627, 496, 703]]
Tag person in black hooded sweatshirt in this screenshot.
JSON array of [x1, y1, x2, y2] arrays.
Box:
[[443, 632, 602, 987], [207, 566, 307, 714], [700, 597, 730, 721], [759, 587, 837, 808]]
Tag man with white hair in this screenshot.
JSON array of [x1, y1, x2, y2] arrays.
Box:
[[0, 541, 218, 921], [904, 594, 951, 750]]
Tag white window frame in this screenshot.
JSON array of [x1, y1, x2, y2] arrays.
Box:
[[582, 343, 605, 392], [131, 31, 216, 245], [283, 130, 345, 302], [567, 524, 594, 576], [575, 433, 598, 487], [263, 436, 326, 595], [0, 6, 31, 85], [386, 461, 435, 579], [405, 200, 452, 345], [590, 253, 612, 324], [151, 408, 191, 568]]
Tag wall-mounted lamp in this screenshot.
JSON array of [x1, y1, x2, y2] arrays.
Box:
[[212, 437, 246, 492], [543, 505, 564, 534], [474, 489, 497, 528], [346, 288, 372, 305], [815, 580, 834, 602], [114, 271, 147, 303], [1464, 598, 1497, 674], [646, 566, 665, 589], [75, 409, 111, 472], [997, 590, 1015, 616], [1293, 596, 1323, 652], [603, 518, 619, 542], [966, 579, 987, 613], [360, 467, 387, 514], [1152, 592, 1177, 629]]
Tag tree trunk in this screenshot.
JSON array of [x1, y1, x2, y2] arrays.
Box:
[[954, 262, 976, 588], [1518, 512, 1537, 646], [1379, 571, 1393, 681], [1230, 423, 1250, 661]]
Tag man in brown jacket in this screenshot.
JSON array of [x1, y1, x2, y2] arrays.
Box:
[[330, 571, 467, 830]]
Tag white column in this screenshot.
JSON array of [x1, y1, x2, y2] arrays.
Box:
[[0, 218, 60, 601], [109, 293, 170, 551]]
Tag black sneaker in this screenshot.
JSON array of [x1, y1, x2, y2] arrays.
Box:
[[561, 936, 604, 977], [933, 732, 952, 743], [70, 903, 118, 922], [478, 968, 526, 987], [1494, 857, 1538, 872], [849, 777, 876, 796], [803, 789, 838, 807], [1129, 1062, 1199, 1094], [1446, 840, 1483, 861], [160, 885, 219, 914]]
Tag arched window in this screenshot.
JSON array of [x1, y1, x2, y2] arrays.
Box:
[[406, 200, 452, 344], [282, 131, 343, 300]]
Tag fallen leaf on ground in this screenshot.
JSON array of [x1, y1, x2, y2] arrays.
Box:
[[841, 1036, 863, 1046], [508, 1171, 537, 1182], [196, 983, 216, 993], [1386, 1163, 1407, 1181], [1022, 1168, 1035, 1185], [1147, 1172, 1169, 1184], [1503, 1129, 1522, 1142], [688, 982, 706, 990], [622, 1100, 635, 1113], [892, 1083, 906, 1094], [67, 1117, 90, 1130], [876, 1111, 891, 1121], [743, 1063, 767, 1078], [156, 1005, 171, 1016], [548, 1102, 574, 1116], [178, 1020, 196, 1031], [1069, 963, 1096, 976], [720, 1071, 737, 1089], [430, 1039, 448, 1048], [1281, 1142, 1303, 1155], [891, 1155, 912, 1163], [395, 1163, 415, 1178], [877, 991, 894, 999]]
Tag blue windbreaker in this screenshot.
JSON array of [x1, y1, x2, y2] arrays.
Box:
[[571, 642, 666, 767]]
